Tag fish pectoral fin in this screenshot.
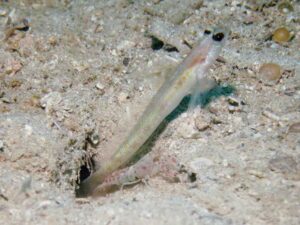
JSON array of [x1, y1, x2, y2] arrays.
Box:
[[188, 77, 217, 111]]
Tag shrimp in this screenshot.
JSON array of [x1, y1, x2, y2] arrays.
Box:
[[92, 151, 180, 196], [77, 28, 228, 197]]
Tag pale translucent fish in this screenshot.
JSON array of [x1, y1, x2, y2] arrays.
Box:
[[77, 28, 228, 197]]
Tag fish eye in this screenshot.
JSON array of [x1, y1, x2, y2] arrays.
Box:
[[204, 30, 212, 35], [212, 32, 225, 42]]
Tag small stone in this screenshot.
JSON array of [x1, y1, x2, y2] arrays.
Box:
[[94, 24, 104, 33], [72, 61, 89, 72], [272, 27, 291, 43], [5, 60, 23, 75], [0, 9, 7, 16], [227, 96, 243, 113], [262, 109, 280, 121], [228, 105, 236, 113], [222, 159, 229, 167], [48, 36, 58, 46], [24, 125, 33, 136], [75, 198, 90, 204], [9, 79, 22, 88], [95, 82, 105, 90], [117, 40, 135, 51], [40, 92, 62, 113], [288, 122, 300, 133], [268, 155, 300, 180], [177, 118, 199, 139], [247, 169, 265, 179], [118, 92, 129, 103], [278, 2, 294, 13], [0, 140, 4, 152], [111, 49, 117, 56], [258, 63, 282, 85], [87, 133, 100, 146], [227, 96, 240, 106], [194, 114, 210, 131], [1, 97, 12, 104], [122, 57, 130, 66], [27, 95, 41, 108]]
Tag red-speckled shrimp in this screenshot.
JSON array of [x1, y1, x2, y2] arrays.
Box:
[[93, 151, 180, 196]]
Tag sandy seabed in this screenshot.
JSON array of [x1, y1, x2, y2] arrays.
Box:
[[0, 0, 299, 224]]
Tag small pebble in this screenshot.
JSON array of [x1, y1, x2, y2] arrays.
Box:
[[228, 105, 237, 113], [118, 92, 129, 103], [9, 79, 22, 88], [48, 36, 58, 46], [72, 61, 89, 72], [262, 109, 280, 121], [177, 116, 200, 139], [258, 63, 281, 85], [288, 122, 300, 133], [1, 97, 11, 104], [277, 2, 294, 13], [268, 155, 299, 180], [272, 27, 291, 43], [247, 169, 265, 179], [95, 82, 105, 90], [177, 122, 199, 139], [40, 92, 62, 109], [87, 133, 100, 146], [227, 96, 240, 106], [0, 140, 4, 152], [28, 95, 41, 107], [0, 9, 7, 16], [122, 57, 130, 66], [75, 198, 90, 204], [194, 114, 210, 131]]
